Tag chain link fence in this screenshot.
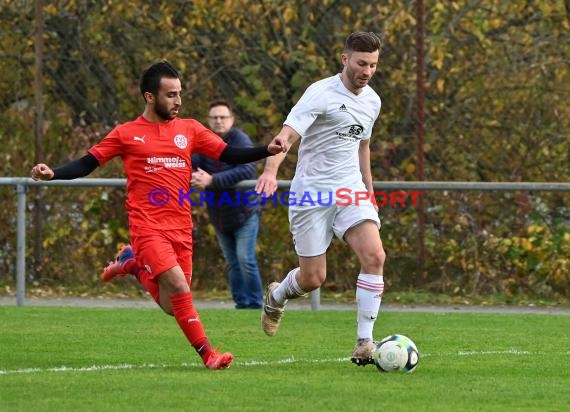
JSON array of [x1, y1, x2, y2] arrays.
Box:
[[1, 1, 568, 299]]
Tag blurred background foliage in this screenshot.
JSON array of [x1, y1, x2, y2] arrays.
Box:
[[0, 0, 568, 300]]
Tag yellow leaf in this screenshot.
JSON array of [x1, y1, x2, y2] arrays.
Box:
[[283, 7, 295, 23], [45, 4, 58, 15], [521, 238, 532, 251], [436, 78, 445, 92]]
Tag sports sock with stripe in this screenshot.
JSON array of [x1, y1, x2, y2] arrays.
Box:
[[273, 268, 305, 305], [356, 274, 384, 340]]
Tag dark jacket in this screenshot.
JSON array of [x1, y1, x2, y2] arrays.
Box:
[[191, 128, 260, 234]]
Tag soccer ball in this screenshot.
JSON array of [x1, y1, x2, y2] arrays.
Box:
[[373, 334, 419, 373]]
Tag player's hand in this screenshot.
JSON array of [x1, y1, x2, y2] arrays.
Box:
[[31, 163, 54, 181], [267, 135, 288, 154], [255, 171, 278, 196]]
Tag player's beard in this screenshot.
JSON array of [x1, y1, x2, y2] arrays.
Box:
[[349, 74, 368, 90], [345, 66, 370, 91], [154, 101, 177, 121]]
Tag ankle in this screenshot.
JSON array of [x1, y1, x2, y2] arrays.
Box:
[[196, 339, 213, 363]]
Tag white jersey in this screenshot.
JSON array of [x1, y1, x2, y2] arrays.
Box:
[[284, 74, 381, 199]]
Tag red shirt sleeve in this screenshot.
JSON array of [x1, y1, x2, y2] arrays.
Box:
[[88, 127, 123, 166], [189, 120, 227, 159]]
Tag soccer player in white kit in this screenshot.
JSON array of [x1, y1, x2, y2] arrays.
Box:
[[257, 32, 385, 366]]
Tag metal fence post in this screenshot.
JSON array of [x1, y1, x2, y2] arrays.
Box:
[[15, 184, 27, 306], [310, 288, 320, 310]]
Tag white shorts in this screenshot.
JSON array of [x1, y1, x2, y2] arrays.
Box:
[[288, 202, 381, 257]]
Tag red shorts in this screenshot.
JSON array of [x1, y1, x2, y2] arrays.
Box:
[[129, 226, 193, 284]]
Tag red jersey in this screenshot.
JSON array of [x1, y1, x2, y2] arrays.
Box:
[[89, 116, 227, 230]]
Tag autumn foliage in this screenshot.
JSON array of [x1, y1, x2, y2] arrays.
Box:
[[0, 1, 568, 299]]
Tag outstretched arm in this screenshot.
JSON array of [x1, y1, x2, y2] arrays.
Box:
[[255, 125, 300, 196], [218, 137, 285, 164], [31, 153, 100, 181]]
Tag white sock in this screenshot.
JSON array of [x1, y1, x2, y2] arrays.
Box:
[[356, 273, 384, 341], [273, 268, 305, 305]]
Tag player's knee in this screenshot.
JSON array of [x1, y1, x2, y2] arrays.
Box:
[[378, 247, 386, 267], [303, 279, 323, 291], [299, 269, 325, 291], [171, 280, 190, 295], [361, 247, 386, 271]]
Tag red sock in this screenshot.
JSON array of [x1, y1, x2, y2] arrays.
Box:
[[123, 259, 140, 276], [170, 292, 213, 362], [134, 269, 160, 305]]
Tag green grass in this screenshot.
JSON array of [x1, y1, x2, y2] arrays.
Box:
[[0, 307, 568, 412]]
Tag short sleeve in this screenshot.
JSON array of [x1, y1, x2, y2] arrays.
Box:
[[283, 83, 326, 137], [190, 120, 228, 159], [88, 127, 123, 166]]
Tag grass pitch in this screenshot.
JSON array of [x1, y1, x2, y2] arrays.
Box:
[[0, 306, 568, 411]]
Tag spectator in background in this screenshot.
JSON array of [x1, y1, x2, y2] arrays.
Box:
[[191, 99, 264, 309]]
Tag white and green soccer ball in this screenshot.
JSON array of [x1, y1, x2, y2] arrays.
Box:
[[373, 334, 419, 373]]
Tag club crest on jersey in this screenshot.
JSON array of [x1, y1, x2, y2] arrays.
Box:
[[174, 134, 188, 149]]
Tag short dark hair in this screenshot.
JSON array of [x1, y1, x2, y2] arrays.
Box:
[[208, 98, 233, 113], [140, 61, 179, 98], [344, 32, 382, 54]]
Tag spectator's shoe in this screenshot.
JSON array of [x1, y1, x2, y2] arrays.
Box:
[[101, 245, 134, 282], [350, 339, 376, 366], [261, 282, 286, 336], [205, 350, 234, 370]]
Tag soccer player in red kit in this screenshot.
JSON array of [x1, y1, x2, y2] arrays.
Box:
[[31, 61, 284, 370]]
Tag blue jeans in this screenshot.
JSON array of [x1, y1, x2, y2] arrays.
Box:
[[215, 212, 263, 309]]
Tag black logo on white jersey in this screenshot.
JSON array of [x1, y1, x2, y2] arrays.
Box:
[[346, 124, 363, 135], [336, 124, 364, 142], [339, 104, 348, 112]]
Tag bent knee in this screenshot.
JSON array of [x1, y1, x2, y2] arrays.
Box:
[[298, 269, 326, 291], [362, 247, 386, 271], [378, 247, 386, 266], [158, 278, 190, 299]]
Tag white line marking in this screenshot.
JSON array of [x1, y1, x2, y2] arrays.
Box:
[[0, 358, 308, 376], [457, 349, 531, 356], [0, 350, 567, 376]]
